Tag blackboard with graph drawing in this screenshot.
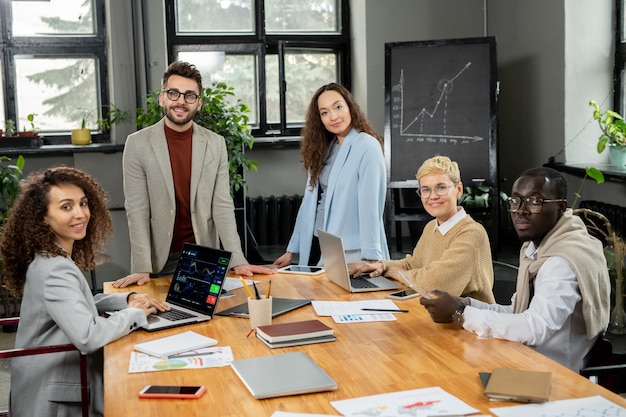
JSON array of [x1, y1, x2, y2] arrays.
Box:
[[383, 37, 498, 187]]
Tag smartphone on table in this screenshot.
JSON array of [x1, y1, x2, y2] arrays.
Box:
[[387, 288, 420, 300], [138, 385, 206, 399]]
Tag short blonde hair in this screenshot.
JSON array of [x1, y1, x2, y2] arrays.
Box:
[[416, 155, 461, 183]]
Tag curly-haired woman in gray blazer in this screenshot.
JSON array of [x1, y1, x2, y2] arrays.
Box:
[[1, 166, 168, 417]]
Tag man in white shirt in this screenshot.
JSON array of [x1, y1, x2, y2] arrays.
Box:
[[420, 167, 610, 372]]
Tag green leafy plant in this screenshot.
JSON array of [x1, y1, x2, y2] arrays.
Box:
[[4, 119, 16, 137], [136, 81, 258, 193], [590, 100, 626, 152], [78, 105, 128, 131], [0, 154, 25, 224], [23, 113, 37, 133]]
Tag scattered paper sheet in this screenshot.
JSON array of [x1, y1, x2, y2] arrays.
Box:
[[490, 395, 626, 417], [271, 413, 336, 417], [312, 300, 401, 316], [332, 313, 397, 323], [128, 346, 233, 373], [330, 386, 479, 417], [223, 277, 258, 292]]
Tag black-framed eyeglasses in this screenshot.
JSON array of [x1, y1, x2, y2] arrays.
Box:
[[163, 89, 201, 104], [506, 196, 567, 214], [416, 183, 456, 199]]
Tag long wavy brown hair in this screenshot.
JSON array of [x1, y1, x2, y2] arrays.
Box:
[[1, 166, 113, 297], [300, 83, 383, 187]]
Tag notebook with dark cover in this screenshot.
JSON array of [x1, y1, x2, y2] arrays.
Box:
[[255, 319, 333, 343], [230, 351, 337, 399], [483, 368, 551, 403], [216, 297, 312, 318], [256, 333, 337, 349]]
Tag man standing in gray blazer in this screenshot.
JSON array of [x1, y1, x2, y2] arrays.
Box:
[[114, 61, 273, 288]]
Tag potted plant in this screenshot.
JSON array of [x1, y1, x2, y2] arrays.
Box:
[[590, 100, 626, 167], [18, 113, 38, 137], [136, 81, 257, 194], [4, 119, 16, 138], [71, 105, 129, 145]]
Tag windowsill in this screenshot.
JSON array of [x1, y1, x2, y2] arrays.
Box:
[[544, 161, 626, 183], [0, 143, 124, 156]]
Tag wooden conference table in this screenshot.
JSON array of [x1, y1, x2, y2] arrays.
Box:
[[103, 272, 626, 416]]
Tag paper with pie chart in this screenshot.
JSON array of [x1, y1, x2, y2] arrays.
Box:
[[128, 346, 233, 373]]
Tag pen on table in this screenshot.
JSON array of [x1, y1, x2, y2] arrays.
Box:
[[252, 281, 260, 299], [240, 276, 254, 299], [361, 308, 409, 313], [265, 280, 271, 298], [397, 271, 432, 299]]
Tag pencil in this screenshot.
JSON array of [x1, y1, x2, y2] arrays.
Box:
[[265, 280, 272, 298], [252, 282, 261, 299], [239, 277, 254, 299], [361, 308, 409, 313]]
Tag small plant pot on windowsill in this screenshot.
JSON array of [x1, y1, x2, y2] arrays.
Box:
[[609, 146, 626, 168], [71, 128, 92, 145]]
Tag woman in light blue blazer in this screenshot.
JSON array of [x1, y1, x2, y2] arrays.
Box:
[[274, 83, 389, 267], [1, 167, 168, 417]]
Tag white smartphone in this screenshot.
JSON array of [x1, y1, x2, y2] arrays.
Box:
[[388, 288, 421, 299], [138, 385, 206, 399], [278, 265, 325, 275]]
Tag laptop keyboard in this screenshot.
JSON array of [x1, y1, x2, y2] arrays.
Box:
[[157, 307, 195, 321], [350, 276, 380, 289]]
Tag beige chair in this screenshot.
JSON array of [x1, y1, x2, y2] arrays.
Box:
[[0, 317, 89, 417]]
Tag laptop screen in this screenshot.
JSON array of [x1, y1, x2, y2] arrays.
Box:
[[166, 243, 232, 316]]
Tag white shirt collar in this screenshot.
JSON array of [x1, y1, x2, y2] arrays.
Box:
[[434, 207, 467, 236]]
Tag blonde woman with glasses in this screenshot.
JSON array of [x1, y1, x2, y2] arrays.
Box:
[[351, 155, 495, 303]]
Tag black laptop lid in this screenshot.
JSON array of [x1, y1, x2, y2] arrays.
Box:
[[165, 243, 232, 317]]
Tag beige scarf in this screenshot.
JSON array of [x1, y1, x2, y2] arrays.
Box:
[[513, 209, 610, 339]]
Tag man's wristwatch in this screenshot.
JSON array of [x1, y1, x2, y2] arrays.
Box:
[[452, 305, 466, 327]]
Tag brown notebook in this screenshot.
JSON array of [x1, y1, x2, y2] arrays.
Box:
[[484, 368, 551, 403], [256, 319, 333, 343]]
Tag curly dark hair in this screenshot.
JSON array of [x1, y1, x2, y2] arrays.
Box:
[[300, 83, 383, 187], [0, 166, 113, 297]]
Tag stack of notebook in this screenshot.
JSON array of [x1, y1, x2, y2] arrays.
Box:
[[255, 319, 336, 348]]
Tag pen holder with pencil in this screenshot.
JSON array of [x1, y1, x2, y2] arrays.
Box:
[[247, 296, 272, 329]]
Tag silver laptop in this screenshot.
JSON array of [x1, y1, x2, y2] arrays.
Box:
[[230, 351, 337, 399], [142, 242, 231, 331], [317, 229, 401, 293]]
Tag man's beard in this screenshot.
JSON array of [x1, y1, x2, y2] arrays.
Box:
[[164, 105, 196, 126]]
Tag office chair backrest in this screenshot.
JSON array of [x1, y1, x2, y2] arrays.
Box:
[[0, 318, 89, 417]]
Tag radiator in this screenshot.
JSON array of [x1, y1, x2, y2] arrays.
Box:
[[246, 195, 303, 246], [579, 200, 626, 239]]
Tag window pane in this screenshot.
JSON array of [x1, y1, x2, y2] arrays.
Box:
[[284, 50, 337, 124], [176, 0, 254, 34], [177, 51, 258, 125], [15, 57, 99, 132], [266, 55, 280, 125], [12, 0, 95, 36], [0, 62, 4, 130], [266, 0, 338, 33]]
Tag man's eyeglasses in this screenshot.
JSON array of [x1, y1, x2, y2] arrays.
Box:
[[163, 89, 200, 104], [506, 196, 567, 214], [416, 183, 455, 199]]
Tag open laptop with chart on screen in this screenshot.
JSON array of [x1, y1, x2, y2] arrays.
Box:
[[142, 242, 232, 331], [317, 229, 401, 293]]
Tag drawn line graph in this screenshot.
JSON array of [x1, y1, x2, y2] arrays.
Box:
[[392, 62, 484, 143]]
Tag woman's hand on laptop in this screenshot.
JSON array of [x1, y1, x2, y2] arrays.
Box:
[[349, 262, 383, 278], [112, 272, 151, 288], [127, 293, 170, 316]]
